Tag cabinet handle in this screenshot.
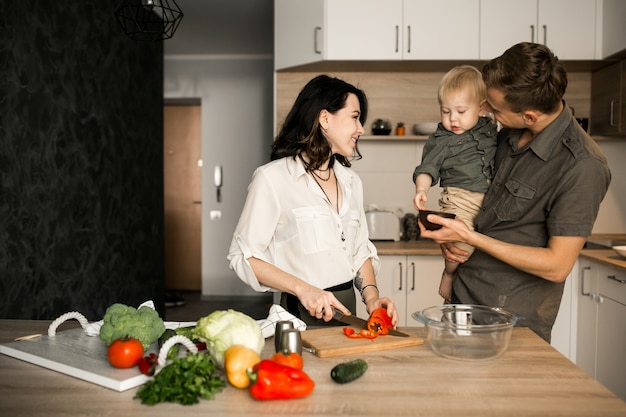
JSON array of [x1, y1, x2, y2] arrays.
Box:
[[406, 25, 411, 54], [542, 24, 547, 45], [530, 25, 535, 42], [395, 25, 399, 53], [607, 275, 626, 284], [314, 27, 322, 54], [410, 262, 415, 290], [581, 266, 591, 296], [610, 100, 618, 127], [398, 262, 403, 291]]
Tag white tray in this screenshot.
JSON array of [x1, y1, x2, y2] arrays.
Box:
[[0, 327, 152, 392]]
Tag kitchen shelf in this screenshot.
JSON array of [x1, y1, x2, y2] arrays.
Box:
[[360, 135, 429, 141]]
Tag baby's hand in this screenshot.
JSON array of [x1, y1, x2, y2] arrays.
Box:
[[413, 192, 428, 210]]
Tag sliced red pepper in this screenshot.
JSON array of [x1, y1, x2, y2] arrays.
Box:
[[248, 359, 315, 400], [359, 329, 378, 339], [343, 327, 378, 340], [367, 307, 394, 335]]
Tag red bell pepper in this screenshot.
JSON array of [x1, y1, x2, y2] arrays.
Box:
[[248, 359, 315, 400], [367, 308, 394, 335]]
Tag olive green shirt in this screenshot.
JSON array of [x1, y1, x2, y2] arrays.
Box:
[[412, 116, 497, 193]]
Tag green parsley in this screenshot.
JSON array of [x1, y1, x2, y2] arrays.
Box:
[[135, 352, 226, 405]]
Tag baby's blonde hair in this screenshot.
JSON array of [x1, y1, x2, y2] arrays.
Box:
[[438, 65, 485, 105]]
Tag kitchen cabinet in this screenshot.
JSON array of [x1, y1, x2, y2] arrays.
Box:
[[404, 0, 479, 60], [356, 255, 444, 326], [480, 0, 597, 60], [590, 60, 625, 136], [275, 0, 402, 70], [274, 0, 479, 70], [576, 259, 626, 401]]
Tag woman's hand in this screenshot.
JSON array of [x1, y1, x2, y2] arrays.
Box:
[[365, 297, 399, 328], [298, 285, 350, 322]]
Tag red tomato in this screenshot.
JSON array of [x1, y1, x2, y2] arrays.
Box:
[[107, 338, 144, 368]]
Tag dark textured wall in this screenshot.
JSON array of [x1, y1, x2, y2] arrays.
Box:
[[0, 1, 165, 319]]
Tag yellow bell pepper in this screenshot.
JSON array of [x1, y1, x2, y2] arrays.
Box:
[[224, 344, 261, 388]]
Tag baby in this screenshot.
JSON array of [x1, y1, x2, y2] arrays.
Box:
[[412, 65, 497, 303]]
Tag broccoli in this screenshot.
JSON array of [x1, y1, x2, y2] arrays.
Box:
[[99, 303, 166, 350]]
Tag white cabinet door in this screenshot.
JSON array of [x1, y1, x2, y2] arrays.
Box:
[[480, 0, 597, 60], [480, 0, 538, 60], [575, 260, 599, 377], [405, 255, 445, 325], [274, 0, 324, 69], [596, 265, 626, 401], [405, 0, 480, 59], [550, 264, 576, 360], [537, 0, 597, 60], [326, 0, 403, 60], [358, 255, 443, 326], [356, 255, 407, 320]]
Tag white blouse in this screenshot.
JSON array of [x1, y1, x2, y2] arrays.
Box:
[[228, 156, 379, 292]]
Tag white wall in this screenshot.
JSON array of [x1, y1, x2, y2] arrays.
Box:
[[164, 56, 274, 297], [353, 140, 626, 234]]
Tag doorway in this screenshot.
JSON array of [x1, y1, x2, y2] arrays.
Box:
[[163, 102, 202, 291]]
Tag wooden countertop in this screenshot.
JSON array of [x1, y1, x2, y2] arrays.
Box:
[[1, 320, 625, 416], [376, 235, 626, 271], [373, 239, 442, 256], [580, 249, 626, 270]]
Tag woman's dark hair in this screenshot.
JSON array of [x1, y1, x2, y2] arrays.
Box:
[[482, 42, 567, 114], [271, 74, 368, 170]]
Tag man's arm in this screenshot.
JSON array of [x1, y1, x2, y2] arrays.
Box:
[[420, 215, 586, 283]]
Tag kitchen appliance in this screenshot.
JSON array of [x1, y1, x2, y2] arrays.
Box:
[[412, 304, 517, 361], [366, 211, 401, 241]]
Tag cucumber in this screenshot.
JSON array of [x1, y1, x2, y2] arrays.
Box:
[[330, 359, 368, 383]]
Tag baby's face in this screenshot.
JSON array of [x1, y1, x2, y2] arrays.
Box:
[[439, 89, 482, 135]]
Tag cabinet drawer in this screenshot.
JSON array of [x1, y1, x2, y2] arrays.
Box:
[[598, 266, 626, 305]]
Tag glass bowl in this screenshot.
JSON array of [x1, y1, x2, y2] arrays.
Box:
[[412, 304, 517, 361]]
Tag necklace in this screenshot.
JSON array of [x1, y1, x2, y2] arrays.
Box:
[[311, 168, 339, 213], [311, 168, 332, 181]]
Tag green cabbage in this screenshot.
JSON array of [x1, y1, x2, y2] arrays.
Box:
[[193, 309, 264, 368]]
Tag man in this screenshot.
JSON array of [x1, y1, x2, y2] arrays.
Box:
[[419, 42, 611, 342]]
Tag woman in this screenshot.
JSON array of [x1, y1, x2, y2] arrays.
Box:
[[228, 74, 398, 326]]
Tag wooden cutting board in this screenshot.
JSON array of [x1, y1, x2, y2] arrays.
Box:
[[301, 327, 423, 358]]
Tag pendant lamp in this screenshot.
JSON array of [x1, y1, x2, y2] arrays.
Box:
[[114, 0, 184, 41]]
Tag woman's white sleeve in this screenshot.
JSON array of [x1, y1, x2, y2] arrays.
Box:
[[227, 171, 279, 292]]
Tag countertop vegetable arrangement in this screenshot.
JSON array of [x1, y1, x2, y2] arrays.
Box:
[[97, 304, 373, 405]]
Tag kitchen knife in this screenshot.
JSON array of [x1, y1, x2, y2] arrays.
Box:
[[332, 308, 409, 337]]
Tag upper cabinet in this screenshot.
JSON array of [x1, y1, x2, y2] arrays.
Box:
[[404, 0, 479, 60], [590, 60, 625, 136], [275, 0, 479, 70], [480, 0, 597, 60], [275, 0, 625, 70]]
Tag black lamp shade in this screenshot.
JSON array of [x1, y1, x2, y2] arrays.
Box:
[[114, 0, 183, 41]]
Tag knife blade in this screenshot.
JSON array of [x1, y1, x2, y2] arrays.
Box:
[[332, 308, 409, 337]]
